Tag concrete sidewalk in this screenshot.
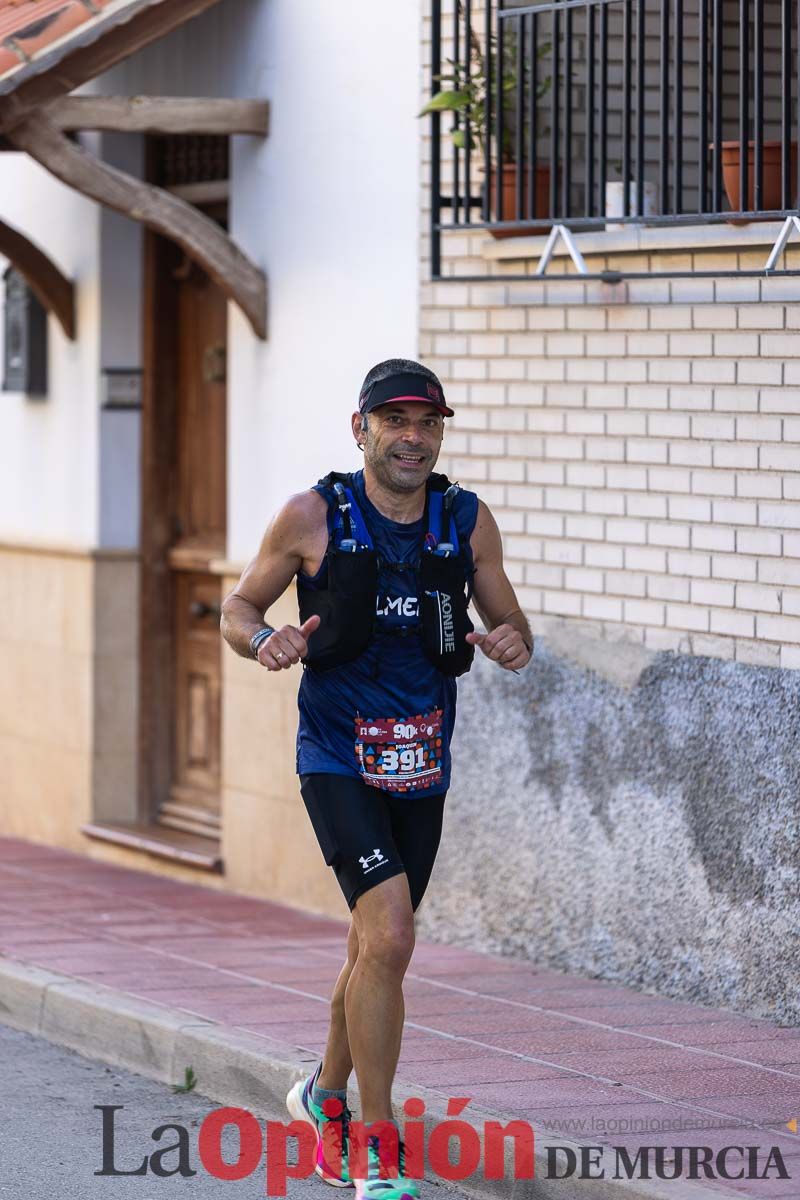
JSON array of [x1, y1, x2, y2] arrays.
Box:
[[0, 835, 798, 1200]]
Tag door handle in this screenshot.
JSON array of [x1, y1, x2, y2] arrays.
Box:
[[203, 344, 227, 384], [190, 600, 222, 619]]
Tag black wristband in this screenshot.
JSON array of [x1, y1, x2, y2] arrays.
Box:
[[249, 625, 276, 660]]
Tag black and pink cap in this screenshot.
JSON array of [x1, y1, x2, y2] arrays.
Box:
[[358, 371, 454, 417]]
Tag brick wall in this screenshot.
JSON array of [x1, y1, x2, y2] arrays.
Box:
[[420, 6, 800, 672], [420, 266, 800, 671]]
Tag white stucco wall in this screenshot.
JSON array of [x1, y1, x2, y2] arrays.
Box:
[[0, 161, 101, 548], [96, 134, 144, 551], [1, 0, 421, 558], [101, 0, 422, 562]]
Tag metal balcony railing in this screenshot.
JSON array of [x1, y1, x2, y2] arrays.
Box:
[[427, 0, 800, 279]]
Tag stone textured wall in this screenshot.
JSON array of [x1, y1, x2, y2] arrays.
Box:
[[417, 635, 800, 1024]]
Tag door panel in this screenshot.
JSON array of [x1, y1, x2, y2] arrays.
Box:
[[157, 256, 227, 837], [175, 259, 227, 548], [161, 573, 223, 834]]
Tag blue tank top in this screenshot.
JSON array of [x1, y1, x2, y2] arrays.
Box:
[[295, 470, 478, 795]]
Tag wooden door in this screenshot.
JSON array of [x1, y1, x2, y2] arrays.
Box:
[[158, 261, 227, 836]]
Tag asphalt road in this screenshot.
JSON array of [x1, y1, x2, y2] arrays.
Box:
[[0, 1022, 468, 1200]]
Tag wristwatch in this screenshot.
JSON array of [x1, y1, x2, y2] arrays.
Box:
[[249, 625, 276, 660]]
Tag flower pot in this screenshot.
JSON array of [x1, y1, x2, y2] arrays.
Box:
[[716, 140, 798, 221], [486, 162, 551, 238], [604, 180, 658, 231]]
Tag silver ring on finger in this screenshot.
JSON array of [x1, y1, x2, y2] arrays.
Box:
[[276, 650, 286, 660]]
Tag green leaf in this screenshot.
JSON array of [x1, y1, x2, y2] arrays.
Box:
[[418, 89, 471, 117]]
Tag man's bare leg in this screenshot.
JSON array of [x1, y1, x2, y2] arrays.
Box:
[[317, 919, 360, 1091], [344, 873, 415, 1123]]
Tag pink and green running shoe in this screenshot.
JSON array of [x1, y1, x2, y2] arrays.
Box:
[[352, 1134, 420, 1200], [286, 1063, 353, 1187]]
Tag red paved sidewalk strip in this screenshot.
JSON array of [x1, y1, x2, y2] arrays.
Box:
[[1, 836, 798, 1197]]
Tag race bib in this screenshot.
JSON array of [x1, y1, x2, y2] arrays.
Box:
[[354, 709, 444, 793]]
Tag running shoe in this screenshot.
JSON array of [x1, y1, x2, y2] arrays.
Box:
[[286, 1063, 353, 1187], [353, 1134, 420, 1200]]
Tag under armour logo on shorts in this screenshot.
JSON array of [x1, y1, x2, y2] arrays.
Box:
[[359, 848, 386, 873]]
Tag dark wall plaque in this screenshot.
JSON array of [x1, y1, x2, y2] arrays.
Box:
[[3, 268, 47, 396]]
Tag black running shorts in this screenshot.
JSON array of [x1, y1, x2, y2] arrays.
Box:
[[299, 773, 447, 912]]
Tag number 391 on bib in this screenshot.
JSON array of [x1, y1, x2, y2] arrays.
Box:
[[354, 709, 444, 793]]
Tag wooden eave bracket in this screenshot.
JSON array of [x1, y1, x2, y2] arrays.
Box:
[[0, 217, 76, 338], [8, 112, 266, 339], [45, 95, 270, 136]]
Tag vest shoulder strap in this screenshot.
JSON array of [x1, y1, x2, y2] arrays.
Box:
[[426, 490, 461, 554], [316, 472, 373, 549], [426, 473, 465, 552]]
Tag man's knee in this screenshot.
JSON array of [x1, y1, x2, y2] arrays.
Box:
[[359, 913, 414, 974], [352, 874, 415, 973]]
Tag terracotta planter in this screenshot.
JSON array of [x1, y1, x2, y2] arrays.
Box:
[[716, 140, 798, 219], [486, 162, 551, 238]]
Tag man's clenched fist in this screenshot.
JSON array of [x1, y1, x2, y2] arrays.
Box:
[[465, 623, 531, 671], [257, 615, 321, 671]]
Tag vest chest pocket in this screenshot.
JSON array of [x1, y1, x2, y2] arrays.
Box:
[[354, 710, 444, 793], [299, 547, 378, 671], [419, 553, 475, 676]]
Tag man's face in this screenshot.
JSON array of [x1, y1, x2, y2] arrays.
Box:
[[353, 402, 445, 493]]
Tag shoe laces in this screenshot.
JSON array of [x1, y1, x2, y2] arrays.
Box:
[[367, 1134, 407, 1181], [323, 1101, 353, 1156]]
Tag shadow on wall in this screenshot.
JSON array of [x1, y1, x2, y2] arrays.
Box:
[[417, 632, 800, 1025]]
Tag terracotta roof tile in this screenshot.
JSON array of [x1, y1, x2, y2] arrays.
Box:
[[0, 0, 144, 89], [0, 43, 20, 74], [4, 4, 93, 62]]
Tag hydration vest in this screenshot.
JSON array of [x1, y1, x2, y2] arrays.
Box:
[[298, 471, 475, 676]]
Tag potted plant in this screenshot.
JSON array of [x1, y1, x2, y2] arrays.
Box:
[[419, 10, 552, 238], [711, 140, 798, 222]]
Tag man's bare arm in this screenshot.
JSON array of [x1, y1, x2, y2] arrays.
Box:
[[467, 500, 533, 671], [220, 490, 328, 669]]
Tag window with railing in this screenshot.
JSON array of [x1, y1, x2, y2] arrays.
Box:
[[426, 0, 800, 277]]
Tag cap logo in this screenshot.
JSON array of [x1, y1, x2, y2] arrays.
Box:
[[427, 383, 440, 401]]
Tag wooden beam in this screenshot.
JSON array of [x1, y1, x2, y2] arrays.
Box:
[[8, 113, 266, 339], [0, 219, 76, 339], [0, 0, 223, 135], [48, 96, 270, 136], [167, 181, 229, 204]]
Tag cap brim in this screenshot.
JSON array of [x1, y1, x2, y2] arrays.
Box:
[[369, 396, 455, 418]]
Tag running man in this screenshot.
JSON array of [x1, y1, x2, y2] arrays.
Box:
[[220, 359, 532, 1198]]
